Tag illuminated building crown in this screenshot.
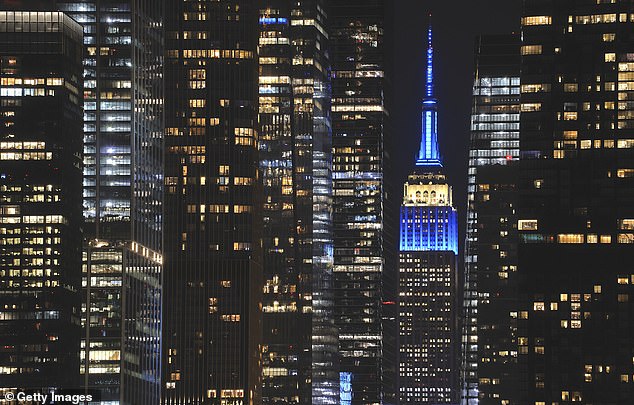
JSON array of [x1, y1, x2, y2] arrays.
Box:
[[416, 18, 443, 168]]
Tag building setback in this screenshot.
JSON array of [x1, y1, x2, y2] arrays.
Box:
[[258, 1, 339, 404], [516, 0, 634, 402], [162, 0, 262, 404], [398, 24, 459, 405], [462, 34, 521, 405], [0, 10, 83, 392], [328, 1, 397, 403]]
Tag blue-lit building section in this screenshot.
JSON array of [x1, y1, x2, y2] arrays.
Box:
[[259, 16, 288, 24], [417, 23, 442, 168], [340, 372, 353, 405], [398, 20, 460, 405], [399, 206, 458, 254]]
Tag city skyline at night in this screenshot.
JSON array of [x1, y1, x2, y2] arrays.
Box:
[[398, 21, 459, 404], [2, 1, 634, 405]]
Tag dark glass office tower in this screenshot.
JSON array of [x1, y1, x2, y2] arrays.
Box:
[[461, 35, 521, 405], [258, 2, 339, 404], [398, 25, 459, 405], [515, 1, 634, 402], [55, 2, 164, 403], [328, 1, 396, 404], [162, 1, 262, 404], [0, 10, 83, 392]]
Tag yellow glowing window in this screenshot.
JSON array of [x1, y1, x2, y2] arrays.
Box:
[[619, 219, 634, 229], [188, 118, 205, 127], [576, 14, 616, 24], [183, 12, 208, 21], [603, 33, 616, 42], [235, 137, 253, 146], [220, 389, 244, 398], [208, 205, 229, 213], [522, 16, 552, 26], [233, 205, 252, 214], [233, 242, 251, 251], [518, 220, 538, 231], [521, 103, 542, 112], [617, 140, 634, 149], [521, 45, 542, 55], [521, 84, 550, 93], [260, 76, 290, 84], [234, 177, 253, 186], [619, 63, 634, 72], [188, 99, 205, 108], [618, 234, 634, 244], [234, 128, 254, 136], [557, 234, 584, 244], [605, 53, 616, 62]]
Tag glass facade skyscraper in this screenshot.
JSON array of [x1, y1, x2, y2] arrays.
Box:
[[398, 24, 459, 405], [258, 1, 339, 404], [0, 10, 84, 392], [328, 1, 396, 403], [462, 34, 521, 405], [162, 1, 262, 404], [514, 1, 634, 402], [54, 1, 164, 403]]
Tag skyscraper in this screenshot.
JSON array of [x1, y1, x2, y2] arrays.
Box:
[[0, 9, 83, 392], [462, 34, 521, 405], [515, 0, 634, 402], [328, 1, 396, 403], [162, 1, 262, 404], [55, 2, 164, 403], [398, 24, 459, 405], [258, 2, 339, 404]]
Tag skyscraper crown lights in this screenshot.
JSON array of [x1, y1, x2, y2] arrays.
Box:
[[416, 18, 443, 168]]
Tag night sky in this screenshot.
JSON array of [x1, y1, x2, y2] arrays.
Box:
[[392, 0, 522, 254]]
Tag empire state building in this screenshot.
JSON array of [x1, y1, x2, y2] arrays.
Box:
[[398, 21, 460, 405]]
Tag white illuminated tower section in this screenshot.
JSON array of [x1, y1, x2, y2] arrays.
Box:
[[399, 20, 459, 405]]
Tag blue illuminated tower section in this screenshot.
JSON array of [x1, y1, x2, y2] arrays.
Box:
[[398, 19, 460, 405], [417, 22, 442, 168]]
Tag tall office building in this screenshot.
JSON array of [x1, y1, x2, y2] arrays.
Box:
[[398, 25, 459, 405], [328, 1, 396, 403], [0, 10, 83, 391], [461, 35, 521, 405], [258, 2, 339, 404], [54, 2, 164, 403], [162, 1, 262, 404], [515, 0, 634, 402]]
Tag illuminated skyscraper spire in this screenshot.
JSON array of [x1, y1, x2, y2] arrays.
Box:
[[426, 19, 434, 98], [416, 15, 443, 168]]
